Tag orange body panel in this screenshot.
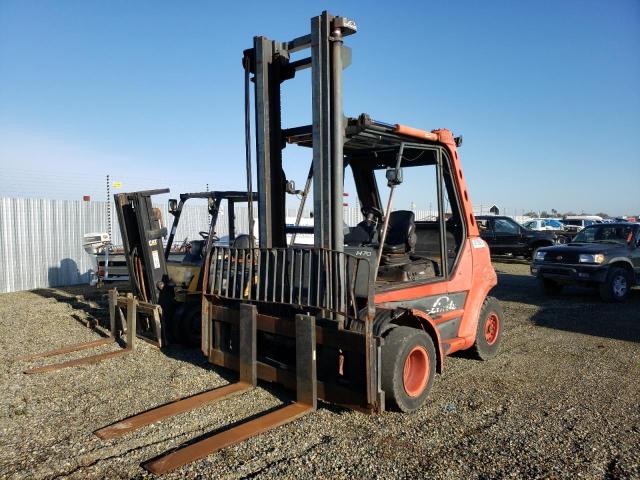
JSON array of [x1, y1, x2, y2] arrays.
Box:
[[394, 124, 439, 141], [374, 128, 497, 362]]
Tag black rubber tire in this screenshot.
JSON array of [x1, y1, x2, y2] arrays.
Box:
[[599, 267, 631, 303], [539, 278, 563, 295], [167, 304, 184, 344], [181, 303, 203, 347], [380, 326, 436, 413], [470, 296, 504, 361]]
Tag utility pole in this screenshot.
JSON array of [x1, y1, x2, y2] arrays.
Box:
[[106, 174, 112, 241]]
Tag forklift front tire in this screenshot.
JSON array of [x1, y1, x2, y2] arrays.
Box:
[[181, 304, 203, 347], [470, 296, 503, 361], [381, 326, 436, 413]]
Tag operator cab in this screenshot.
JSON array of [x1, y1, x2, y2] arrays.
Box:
[[287, 115, 465, 290], [165, 191, 258, 289]]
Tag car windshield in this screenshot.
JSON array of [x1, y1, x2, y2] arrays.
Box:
[[547, 220, 562, 228], [572, 225, 635, 244]]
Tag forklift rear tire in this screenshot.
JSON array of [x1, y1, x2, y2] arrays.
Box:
[[381, 326, 436, 413], [470, 296, 503, 361]]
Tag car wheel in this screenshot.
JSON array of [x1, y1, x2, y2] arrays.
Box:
[[381, 326, 436, 413], [470, 296, 504, 360], [539, 278, 563, 295], [599, 267, 631, 303]]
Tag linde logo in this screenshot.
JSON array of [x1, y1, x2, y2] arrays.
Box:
[[428, 296, 457, 314]]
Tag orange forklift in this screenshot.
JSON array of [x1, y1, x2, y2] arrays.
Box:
[[94, 11, 503, 474]]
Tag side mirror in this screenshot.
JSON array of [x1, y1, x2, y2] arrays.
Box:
[[386, 167, 403, 187], [168, 199, 178, 214]]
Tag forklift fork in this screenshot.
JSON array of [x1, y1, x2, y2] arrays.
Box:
[[94, 304, 317, 475], [143, 310, 317, 475], [18, 290, 137, 374], [94, 303, 258, 440]]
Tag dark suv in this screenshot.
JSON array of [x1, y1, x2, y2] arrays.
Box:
[[531, 223, 640, 302], [475, 215, 558, 258]]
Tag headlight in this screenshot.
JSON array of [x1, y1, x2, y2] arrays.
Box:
[[579, 253, 605, 264], [534, 250, 546, 261]]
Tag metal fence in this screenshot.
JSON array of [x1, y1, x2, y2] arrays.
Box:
[[0, 198, 217, 293]]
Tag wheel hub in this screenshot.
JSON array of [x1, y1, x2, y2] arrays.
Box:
[[484, 313, 499, 345], [403, 346, 429, 397], [613, 275, 627, 297]]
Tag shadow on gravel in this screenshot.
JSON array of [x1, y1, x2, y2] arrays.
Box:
[[492, 269, 640, 343], [31, 288, 111, 331], [161, 345, 352, 414], [531, 302, 640, 343]]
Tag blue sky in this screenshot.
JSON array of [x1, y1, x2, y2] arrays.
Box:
[[0, 0, 638, 215]]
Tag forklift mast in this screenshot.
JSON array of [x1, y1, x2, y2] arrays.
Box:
[[245, 11, 356, 252], [114, 189, 170, 305]]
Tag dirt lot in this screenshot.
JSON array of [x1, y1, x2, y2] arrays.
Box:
[[1, 261, 638, 479]]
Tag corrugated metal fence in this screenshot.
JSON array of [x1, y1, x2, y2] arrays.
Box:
[[0, 198, 220, 293], [0, 197, 439, 293]]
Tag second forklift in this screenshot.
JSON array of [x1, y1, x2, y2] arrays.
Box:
[[113, 188, 257, 348]]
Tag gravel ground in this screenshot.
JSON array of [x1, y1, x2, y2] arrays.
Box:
[[1, 262, 639, 479]]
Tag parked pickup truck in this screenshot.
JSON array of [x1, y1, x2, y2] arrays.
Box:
[[531, 223, 640, 302], [476, 215, 561, 258]]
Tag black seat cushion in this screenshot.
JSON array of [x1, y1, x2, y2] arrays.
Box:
[[382, 210, 416, 254], [345, 221, 377, 246], [232, 234, 252, 249], [182, 240, 205, 265]]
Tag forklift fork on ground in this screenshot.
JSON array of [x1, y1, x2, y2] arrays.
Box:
[[111, 288, 164, 348], [93, 304, 317, 476], [17, 290, 138, 374]]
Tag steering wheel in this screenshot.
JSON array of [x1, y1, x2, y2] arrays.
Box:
[[199, 231, 209, 240], [361, 206, 383, 226]]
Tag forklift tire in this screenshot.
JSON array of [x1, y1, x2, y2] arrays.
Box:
[[470, 296, 503, 361], [381, 326, 436, 413], [181, 304, 203, 347]]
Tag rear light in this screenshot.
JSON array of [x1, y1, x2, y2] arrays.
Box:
[[98, 269, 105, 277]]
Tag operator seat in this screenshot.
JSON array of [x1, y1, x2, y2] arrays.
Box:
[[345, 221, 377, 246], [231, 234, 252, 249], [182, 240, 205, 265], [380, 210, 417, 265]]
